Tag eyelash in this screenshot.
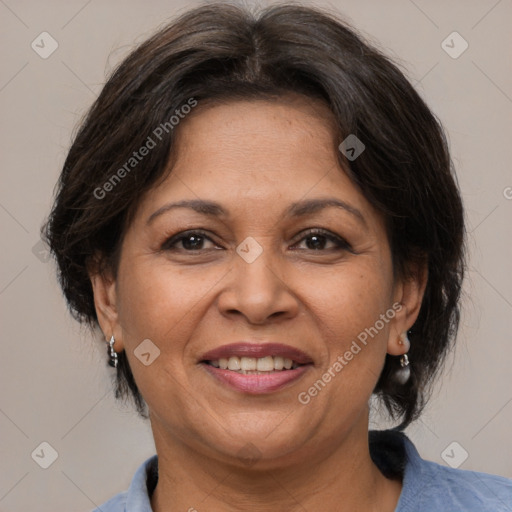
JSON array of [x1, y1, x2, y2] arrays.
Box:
[[161, 228, 352, 253]]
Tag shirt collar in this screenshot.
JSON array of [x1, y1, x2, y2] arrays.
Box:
[[125, 453, 158, 511]]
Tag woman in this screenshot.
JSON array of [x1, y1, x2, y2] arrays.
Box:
[[43, 2, 512, 511]]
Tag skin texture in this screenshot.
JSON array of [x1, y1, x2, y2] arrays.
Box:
[[90, 95, 427, 511]]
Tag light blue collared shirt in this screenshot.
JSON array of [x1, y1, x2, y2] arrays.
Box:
[[92, 430, 512, 511]]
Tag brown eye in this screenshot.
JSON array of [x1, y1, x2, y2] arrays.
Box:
[[292, 229, 351, 252], [162, 230, 218, 251]]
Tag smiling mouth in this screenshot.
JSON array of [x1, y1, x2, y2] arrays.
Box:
[[203, 355, 307, 374]]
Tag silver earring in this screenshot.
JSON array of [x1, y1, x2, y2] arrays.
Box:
[[108, 335, 118, 368], [395, 353, 410, 385], [394, 331, 410, 384]]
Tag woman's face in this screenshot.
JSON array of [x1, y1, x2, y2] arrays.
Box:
[[93, 96, 422, 468]]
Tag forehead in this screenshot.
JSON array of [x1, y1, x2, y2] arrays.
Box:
[[131, 97, 384, 233], [174, 96, 340, 171]]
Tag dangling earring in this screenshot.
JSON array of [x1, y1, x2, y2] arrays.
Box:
[[395, 331, 410, 384], [395, 353, 410, 385], [108, 335, 118, 368]]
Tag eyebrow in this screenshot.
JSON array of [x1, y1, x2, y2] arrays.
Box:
[[146, 197, 367, 227]]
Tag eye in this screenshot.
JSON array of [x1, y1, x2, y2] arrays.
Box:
[[291, 228, 351, 251], [161, 228, 351, 253], [161, 230, 220, 251]]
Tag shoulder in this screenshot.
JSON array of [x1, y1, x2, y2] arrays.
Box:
[[407, 460, 512, 511], [398, 432, 512, 511], [91, 491, 127, 512], [90, 454, 158, 512], [369, 430, 512, 511]]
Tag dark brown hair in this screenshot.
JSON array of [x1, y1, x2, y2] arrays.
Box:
[[43, 2, 465, 429]]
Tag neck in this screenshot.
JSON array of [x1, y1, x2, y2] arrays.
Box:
[[150, 412, 401, 512]]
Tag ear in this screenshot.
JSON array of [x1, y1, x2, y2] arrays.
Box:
[[387, 260, 428, 356], [89, 263, 124, 352]]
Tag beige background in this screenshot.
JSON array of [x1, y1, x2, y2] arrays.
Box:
[[1, 0, 511, 510]]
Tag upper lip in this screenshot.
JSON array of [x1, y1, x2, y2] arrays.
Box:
[[200, 342, 314, 365]]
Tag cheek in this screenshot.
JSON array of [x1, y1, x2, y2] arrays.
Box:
[[116, 255, 223, 356], [313, 260, 392, 337], [306, 260, 393, 395], [114, 258, 205, 412]]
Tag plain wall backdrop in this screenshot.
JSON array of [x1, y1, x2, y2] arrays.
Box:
[[1, 0, 511, 510]]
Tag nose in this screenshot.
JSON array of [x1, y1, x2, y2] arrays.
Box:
[[217, 248, 300, 325]]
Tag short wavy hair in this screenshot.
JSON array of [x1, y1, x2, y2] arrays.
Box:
[[43, 2, 465, 429]]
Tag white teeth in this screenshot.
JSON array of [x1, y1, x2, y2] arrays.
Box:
[[274, 356, 284, 370], [256, 356, 274, 371], [208, 355, 302, 372], [240, 357, 257, 371], [227, 357, 241, 371]]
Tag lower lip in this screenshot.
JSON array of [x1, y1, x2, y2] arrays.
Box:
[[201, 363, 312, 394]]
